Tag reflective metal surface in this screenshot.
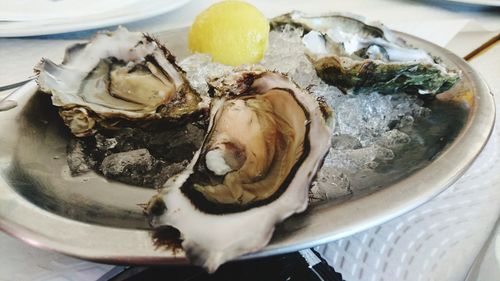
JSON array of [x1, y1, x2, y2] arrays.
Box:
[[0, 28, 495, 264]]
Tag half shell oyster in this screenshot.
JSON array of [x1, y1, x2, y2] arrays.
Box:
[[147, 71, 332, 272], [36, 27, 203, 137], [271, 11, 460, 95]]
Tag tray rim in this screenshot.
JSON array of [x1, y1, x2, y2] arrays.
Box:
[[0, 30, 495, 264]]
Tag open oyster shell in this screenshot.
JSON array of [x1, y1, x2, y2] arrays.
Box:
[[36, 27, 204, 137], [271, 11, 460, 95], [147, 71, 332, 272]]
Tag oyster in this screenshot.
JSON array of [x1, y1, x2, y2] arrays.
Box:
[[147, 71, 332, 272], [36, 27, 203, 137], [271, 11, 460, 95]]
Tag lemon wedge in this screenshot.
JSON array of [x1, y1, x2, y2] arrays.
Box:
[[188, 0, 269, 66]]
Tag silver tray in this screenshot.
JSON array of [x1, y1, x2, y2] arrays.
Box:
[[0, 28, 495, 265]]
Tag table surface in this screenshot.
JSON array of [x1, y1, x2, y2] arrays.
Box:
[[0, 1, 499, 281]]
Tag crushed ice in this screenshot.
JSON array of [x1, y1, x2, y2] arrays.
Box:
[[179, 25, 430, 201]]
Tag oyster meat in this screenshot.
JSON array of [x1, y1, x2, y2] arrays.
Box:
[[36, 27, 204, 137], [271, 11, 460, 95], [147, 71, 332, 272]]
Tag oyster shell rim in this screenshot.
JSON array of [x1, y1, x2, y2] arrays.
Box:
[[147, 70, 333, 272], [270, 11, 462, 95], [34, 27, 205, 137]]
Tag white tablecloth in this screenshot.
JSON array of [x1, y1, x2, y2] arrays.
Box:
[[1, 1, 499, 280]]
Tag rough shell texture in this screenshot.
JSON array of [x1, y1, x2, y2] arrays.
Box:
[[271, 11, 460, 95], [36, 27, 204, 137], [147, 71, 332, 272]]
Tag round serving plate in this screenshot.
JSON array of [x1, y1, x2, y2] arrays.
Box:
[[0, 27, 495, 265]]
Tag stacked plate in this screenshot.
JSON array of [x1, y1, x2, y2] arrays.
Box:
[[0, 0, 191, 37]]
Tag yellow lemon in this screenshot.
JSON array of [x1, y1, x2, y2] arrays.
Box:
[[188, 0, 269, 66]]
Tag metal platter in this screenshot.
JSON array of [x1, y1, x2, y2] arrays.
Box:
[[0, 27, 495, 265]]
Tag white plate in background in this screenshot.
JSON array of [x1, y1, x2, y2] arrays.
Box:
[[0, 0, 192, 37], [1, 0, 142, 21]]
